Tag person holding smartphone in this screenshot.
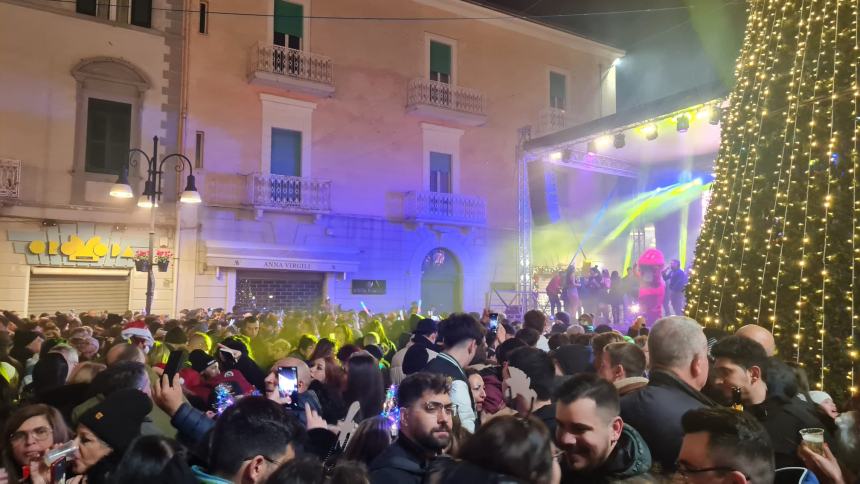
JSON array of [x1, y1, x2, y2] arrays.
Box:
[[263, 357, 323, 427]]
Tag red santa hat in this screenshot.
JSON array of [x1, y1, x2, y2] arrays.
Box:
[[121, 320, 154, 346]]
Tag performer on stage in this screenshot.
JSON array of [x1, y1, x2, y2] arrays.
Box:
[[637, 248, 666, 325], [546, 271, 563, 315]]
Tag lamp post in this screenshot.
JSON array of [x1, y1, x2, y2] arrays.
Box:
[[109, 135, 201, 315]]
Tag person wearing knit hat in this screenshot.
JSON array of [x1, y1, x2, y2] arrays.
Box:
[[799, 390, 839, 419], [188, 349, 219, 379], [121, 321, 154, 353], [11, 330, 43, 364], [70, 335, 100, 361], [73, 388, 152, 475]]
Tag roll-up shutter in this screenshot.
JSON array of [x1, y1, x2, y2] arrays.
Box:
[[28, 274, 130, 315]]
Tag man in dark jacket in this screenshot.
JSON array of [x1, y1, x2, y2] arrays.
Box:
[[402, 318, 441, 375], [555, 374, 652, 483], [620, 316, 714, 473], [711, 335, 833, 468], [369, 372, 453, 484]]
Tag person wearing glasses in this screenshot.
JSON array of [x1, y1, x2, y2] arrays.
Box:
[[369, 372, 453, 484], [676, 407, 774, 484], [554, 374, 653, 483], [1, 404, 71, 484]]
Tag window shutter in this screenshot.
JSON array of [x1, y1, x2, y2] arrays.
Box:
[[271, 128, 302, 177], [130, 0, 152, 27], [550, 72, 566, 108], [76, 0, 97, 15], [85, 99, 132, 175], [430, 41, 452, 76], [274, 1, 303, 38]]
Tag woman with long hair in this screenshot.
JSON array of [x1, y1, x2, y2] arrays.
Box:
[[109, 435, 196, 484], [307, 338, 347, 423], [1, 404, 72, 484], [341, 416, 393, 465], [342, 353, 385, 422]]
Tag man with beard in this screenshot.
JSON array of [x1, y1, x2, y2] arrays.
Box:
[[555, 374, 652, 483], [369, 372, 452, 484]]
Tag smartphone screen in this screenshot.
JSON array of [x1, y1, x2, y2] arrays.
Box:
[[488, 313, 499, 331], [164, 350, 188, 385], [50, 458, 67, 484], [277, 366, 300, 409]]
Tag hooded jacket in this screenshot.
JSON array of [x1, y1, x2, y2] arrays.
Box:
[[561, 424, 653, 483]]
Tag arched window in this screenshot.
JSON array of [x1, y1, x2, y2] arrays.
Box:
[[71, 57, 150, 200]]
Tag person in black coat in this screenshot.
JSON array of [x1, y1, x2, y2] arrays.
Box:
[[710, 336, 834, 468], [620, 316, 715, 473], [369, 373, 453, 484]]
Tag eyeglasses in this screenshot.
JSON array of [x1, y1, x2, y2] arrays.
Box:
[[10, 426, 52, 445], [674, 462, 751, 482], [421, 402, 457, 417]]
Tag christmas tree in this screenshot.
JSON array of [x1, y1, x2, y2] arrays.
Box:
[[688, 0, 859, 397]]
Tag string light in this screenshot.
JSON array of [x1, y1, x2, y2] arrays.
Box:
[[688, 0, 859, 397]]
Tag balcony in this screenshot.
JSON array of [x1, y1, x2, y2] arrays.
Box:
[[246, 173, 331, 215], [403, 191, 486, 226], [0, 159, 21, 200], [406, 79, 487, 127], [248, 42, 335, 97], [534, 107, 574, 137]]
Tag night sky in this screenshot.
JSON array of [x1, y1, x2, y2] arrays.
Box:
[[475, 0, 747, 110]]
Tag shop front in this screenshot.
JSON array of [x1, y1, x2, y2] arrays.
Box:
[[1, 221, 175, 315]]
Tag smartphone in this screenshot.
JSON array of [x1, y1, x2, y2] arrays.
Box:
[[50, 458, 67, 484], [164, 350, 188, 385], [277, 366, 300, 409], [488, 312, 499, 331]]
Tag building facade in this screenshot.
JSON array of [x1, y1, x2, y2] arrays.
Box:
[[0, 0, 184, 315], [0, 0, 621, 316], [179, 0, 621, 314]]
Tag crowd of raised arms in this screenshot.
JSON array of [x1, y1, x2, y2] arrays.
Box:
[[0, 305, 857, 484]]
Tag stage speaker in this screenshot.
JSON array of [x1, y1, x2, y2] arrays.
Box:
[[528, 162, 561, 226]]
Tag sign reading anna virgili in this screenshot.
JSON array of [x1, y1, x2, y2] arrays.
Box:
[[9, 222, 152, 268]]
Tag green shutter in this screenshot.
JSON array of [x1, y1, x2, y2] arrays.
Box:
[[430, 41, 452, 76], [76, 0, 97, 15], [85, 99, 131, 175], [274, 1, 303, 38], [550, 72, 566, 107]]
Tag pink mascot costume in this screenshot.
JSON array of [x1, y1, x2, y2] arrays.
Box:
[[637, 248, 665, 325]]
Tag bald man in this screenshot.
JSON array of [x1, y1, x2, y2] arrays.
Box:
[[735, 324, 776, 356], [105, 342, 145, 366], [264, 357, 322, 425]]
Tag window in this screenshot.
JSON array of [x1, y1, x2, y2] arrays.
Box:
[[271, 128, 302, 177], [429, 152, 452, 193], [84, 98, 132, 175], [274, 0, 303, 49], [76, 0, 150, 27], [550, 71, 566, 109], [199, 1, 209, 34], [194, 131, 205, 169], [429, 41, 452, 83]]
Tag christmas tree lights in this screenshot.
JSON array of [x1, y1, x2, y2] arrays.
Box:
[[688, 0, 860, 397]]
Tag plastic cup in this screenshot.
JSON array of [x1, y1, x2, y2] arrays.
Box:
[[799, 428, 825, 455]]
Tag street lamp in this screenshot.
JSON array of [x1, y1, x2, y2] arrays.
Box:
[[109, 135, 201, 315]]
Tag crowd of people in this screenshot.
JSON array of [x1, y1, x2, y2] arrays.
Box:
[[0, 304, 856, 484]]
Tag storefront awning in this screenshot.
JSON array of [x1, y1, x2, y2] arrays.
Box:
[[204, 241, 360, 273]]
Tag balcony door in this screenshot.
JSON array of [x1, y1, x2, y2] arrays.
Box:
[[270, 128, 302, 206], [421, 248, 461, 314]]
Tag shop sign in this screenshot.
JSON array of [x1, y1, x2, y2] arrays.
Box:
[[351, 280, 387, 295], [9, 223, 149, 268]]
